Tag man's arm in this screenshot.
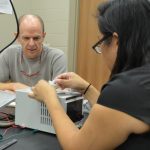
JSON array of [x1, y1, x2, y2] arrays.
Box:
[[0, 46, 29, 91], [0, 82, 29, 91]]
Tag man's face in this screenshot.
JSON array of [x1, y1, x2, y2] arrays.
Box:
[[18, 19, 46, 59]]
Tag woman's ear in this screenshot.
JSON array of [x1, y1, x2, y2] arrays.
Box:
[[110, 32, 119, 55], [112, 32, 119, 46]]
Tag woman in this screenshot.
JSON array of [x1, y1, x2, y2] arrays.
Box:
[[29, 0, 150, 149]]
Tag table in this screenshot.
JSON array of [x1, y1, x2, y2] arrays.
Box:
[[0, 101, 89, 150], [0, 106, 62, 150], [0, 127, 62, 150]]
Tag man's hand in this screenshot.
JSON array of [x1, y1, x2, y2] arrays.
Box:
[[0, 82, 29, 91], [12, 83, 29, 91]]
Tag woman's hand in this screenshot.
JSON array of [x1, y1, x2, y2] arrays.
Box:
[[29, 80, 56, 103], [55, 72, 89, 94]]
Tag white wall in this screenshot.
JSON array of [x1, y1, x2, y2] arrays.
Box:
[[0, 0, 78, 71]]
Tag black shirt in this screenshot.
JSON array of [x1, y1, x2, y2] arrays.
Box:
[[97, 65, 150, 149]]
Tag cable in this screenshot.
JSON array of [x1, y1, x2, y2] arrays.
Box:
[[0, 112, 15, 127], [0, 0, 19, 53], [0, 112, 15, 121], [0, 121, 14, 127]]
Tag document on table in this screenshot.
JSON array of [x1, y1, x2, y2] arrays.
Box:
[[0, 90, 16, 108]]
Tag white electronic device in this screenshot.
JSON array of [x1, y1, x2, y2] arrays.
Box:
[[15, 88, 83, 134]]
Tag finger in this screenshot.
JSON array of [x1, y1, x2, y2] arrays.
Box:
[[55, 72, 70, 80], [31, 86, 35, 92], [28, 91, 35, 98], [55, 79, 71, 89]]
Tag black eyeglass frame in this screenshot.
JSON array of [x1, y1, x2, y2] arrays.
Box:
[[92, 35, 112, 54]]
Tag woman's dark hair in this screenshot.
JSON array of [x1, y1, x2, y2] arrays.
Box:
[[97, 0, 150, 76]]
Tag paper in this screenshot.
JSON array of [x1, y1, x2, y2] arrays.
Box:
[[49, 80, 59, 89], [0, 90, 16, 108], [0, 0, 13, 14]]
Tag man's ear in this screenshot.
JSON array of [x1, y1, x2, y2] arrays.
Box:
[[14, 32, 18, 37], [43, 32, 46, 38], [14, 32, 20, 42]]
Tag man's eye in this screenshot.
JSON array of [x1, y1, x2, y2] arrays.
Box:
[[22, 37, 30, 40], [33, 37, 42, 41]]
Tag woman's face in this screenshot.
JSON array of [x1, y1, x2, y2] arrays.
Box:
[[100, 33, 118, 71]]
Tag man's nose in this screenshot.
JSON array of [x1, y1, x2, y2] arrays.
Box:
[[28, 38, 35, 46]]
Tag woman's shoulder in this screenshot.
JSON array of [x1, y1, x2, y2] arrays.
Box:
[[108, 65, 150, 88], [99, 65, 150, 125], [100, 65, 150, 102]]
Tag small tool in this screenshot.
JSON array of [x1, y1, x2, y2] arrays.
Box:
[[0, 139, 17, 150]]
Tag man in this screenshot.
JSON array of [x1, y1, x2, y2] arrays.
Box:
[[0, 14, 67, 91]]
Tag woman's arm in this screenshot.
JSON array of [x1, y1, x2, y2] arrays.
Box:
[[84, 84, 100, 106], [55, 72, 100, 106], [46, 102, 149, 150], [29, 80, 149, 150]]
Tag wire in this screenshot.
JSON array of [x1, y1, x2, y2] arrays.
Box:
[[0, 0, 19, 53], [0, 112, 15, 121], [0, 112, 15, 127]]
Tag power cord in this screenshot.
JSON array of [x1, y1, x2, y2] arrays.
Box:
[[0, 121, 14, 127], [0, 112, 15, 127], [0, 0, 19, 53]]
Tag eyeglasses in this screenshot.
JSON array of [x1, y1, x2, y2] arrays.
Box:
[[92, 35, 111, 54]]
